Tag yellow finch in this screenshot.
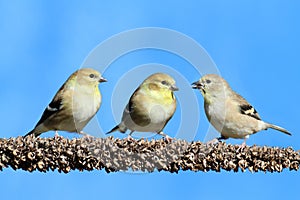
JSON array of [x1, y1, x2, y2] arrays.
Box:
[[25, 68, 107, 137], [107, 73, 178, 140], [192, 74, 291, 146]]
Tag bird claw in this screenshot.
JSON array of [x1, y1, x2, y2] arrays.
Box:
[[54, 131, 60, 137], [126, 135, 135, 142], [236, 141, 247, 152], [54, 131, 64, 139], [164, 135, 173, 143], [83, 134, 95, 139], [205, 138, 219, 146], [78, 131, 95, 142]]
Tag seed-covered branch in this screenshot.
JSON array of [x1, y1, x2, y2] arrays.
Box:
[[0, 136, 299, 173]]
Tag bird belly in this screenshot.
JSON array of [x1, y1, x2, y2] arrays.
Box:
[[41, 114, 80, 133], [219, 122, 252, 139], [72, 108, 98, 130], [56, 117, 82, 132], [66, 93, 100, 132], [124, 103, 175, 133], [210, 113, 263, 139], [128, 122, 165, 133], [206, 102, 255, 139]]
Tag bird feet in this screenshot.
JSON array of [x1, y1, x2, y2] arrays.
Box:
[[164, 135, 173, 143], [54, 131, 60, 137], [54, 131, 64, 139], [158, 131, 173, 143], [126, 134, 136, 142], [79, 131, 95, 140], [205, 138, 219, 146], [236, 140, 247, 152]]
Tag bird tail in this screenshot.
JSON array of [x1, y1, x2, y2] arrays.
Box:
[[106, 123, 127, 134], [24, 130, 35, 137], [24, 129, 41, 138], [267, 123, 291, 136]]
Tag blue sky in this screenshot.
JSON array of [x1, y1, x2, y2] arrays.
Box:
[[0, 1, 299, 199]]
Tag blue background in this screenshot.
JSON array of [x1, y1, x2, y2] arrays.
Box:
[[0, 1, 299, 199]]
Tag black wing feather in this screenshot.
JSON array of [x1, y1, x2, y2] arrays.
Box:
[[34, 98, 63, 127], [240, 104, 261, 120]]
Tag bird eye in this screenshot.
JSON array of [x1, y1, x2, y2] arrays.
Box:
[[161, 80, 168, 85], [89, 74, 95, 78], [206, 79, 211, 84]]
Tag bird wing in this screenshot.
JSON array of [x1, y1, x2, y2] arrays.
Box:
[[124, 87, 151, 126], [233, 93, 261, 120], [34, 85, 65, 128], [126, 87, 139, 114]]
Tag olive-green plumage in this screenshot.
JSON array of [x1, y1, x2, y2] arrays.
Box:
[[25, 68, 107, 137], [107, 73, 178, 139]]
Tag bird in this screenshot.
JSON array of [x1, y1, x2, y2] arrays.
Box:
[[192, 74, 291, 146], [25, 68, 107, 137], [107, 73, 178, 140]]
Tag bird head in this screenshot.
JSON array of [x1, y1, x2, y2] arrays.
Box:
[[143, 73, 179, 92], [192, 74, 230, 100], [76, 68, 107, 86]]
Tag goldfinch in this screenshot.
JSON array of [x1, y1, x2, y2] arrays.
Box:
[[25, 68, 107, 137], [107, 73, 178, 140], [192, 74, 291, 146]]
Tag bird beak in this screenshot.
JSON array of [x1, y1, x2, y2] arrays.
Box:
[[170, 84, 179, 91], [99, 77, 107, 83], [191, 81, 203, 89]]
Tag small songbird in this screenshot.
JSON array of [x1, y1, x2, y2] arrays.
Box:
[[25, 68, 107, 137], [192, 74, 291, 146], [107, 73, 178, 140]]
